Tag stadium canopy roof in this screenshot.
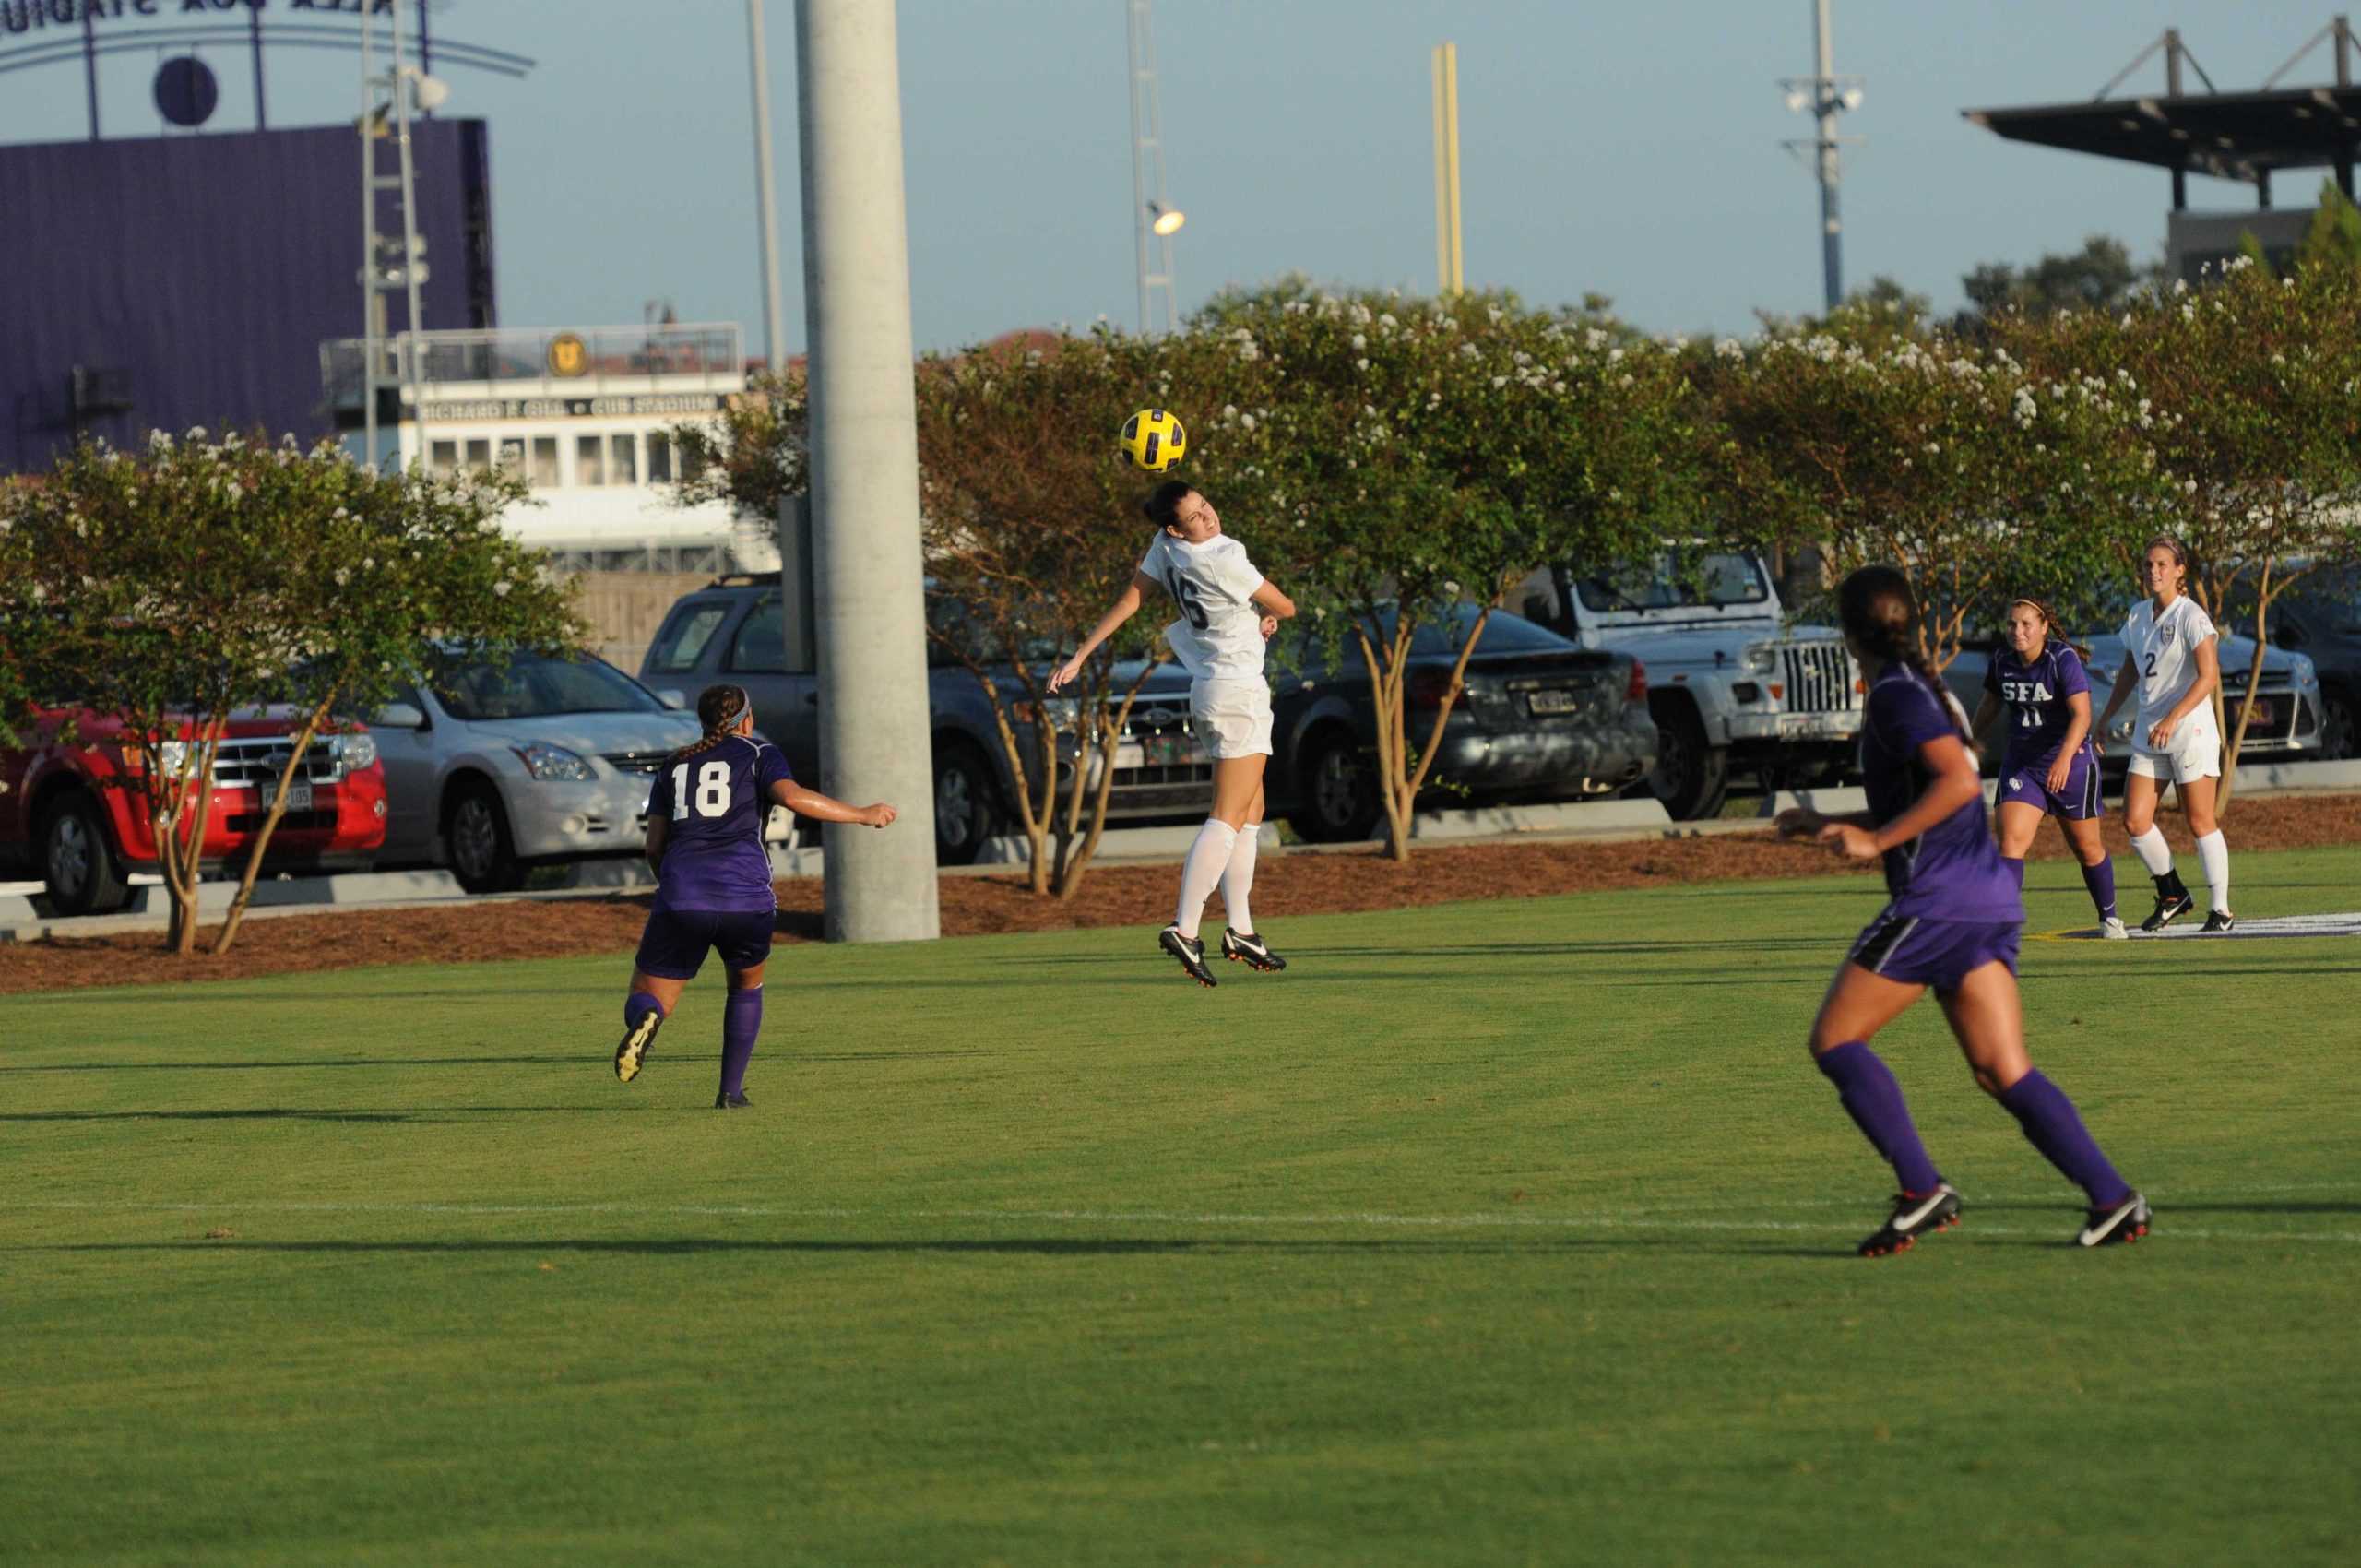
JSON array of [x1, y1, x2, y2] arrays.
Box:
[[1963, 20, 2361, 208], [1964, 88, 2361, 197]]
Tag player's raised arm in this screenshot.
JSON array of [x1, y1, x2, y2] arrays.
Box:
[[1051, 572, 1157, 692], [769, 778, 896, 829]]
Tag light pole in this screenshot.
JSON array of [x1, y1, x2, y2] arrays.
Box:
[[1128, 0, 1181, 334], [747, 0, 788, 367], [1780, 0, 1863, 313]]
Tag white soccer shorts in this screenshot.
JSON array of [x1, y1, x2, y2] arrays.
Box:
[[2126, 715, 2222, 785], [1191, 677, 1274, 760]]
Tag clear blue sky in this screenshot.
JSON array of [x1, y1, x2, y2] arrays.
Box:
[[1, 1, 2344, 355]]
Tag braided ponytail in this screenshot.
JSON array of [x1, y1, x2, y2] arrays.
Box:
[[1838, 566, 1972, 742], [670, 683, 750, 765]]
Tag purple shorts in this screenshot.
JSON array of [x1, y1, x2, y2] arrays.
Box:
[[1997, 745, 2102, 820], [634, 906, 775, 980], [1848, 909, 2021, 993]]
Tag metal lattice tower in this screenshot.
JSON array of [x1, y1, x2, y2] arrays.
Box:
[[1127, 0, 1179, 335], [360, 6, 430, 467]]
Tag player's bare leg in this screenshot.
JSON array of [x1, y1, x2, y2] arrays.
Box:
[[615, 970, 687, 1083], [1938, 962, 2149, 1245]]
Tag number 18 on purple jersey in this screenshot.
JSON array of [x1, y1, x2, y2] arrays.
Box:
[[645, 734, 794, 912]]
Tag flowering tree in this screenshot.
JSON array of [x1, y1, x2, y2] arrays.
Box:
[[1704, 308, 2166, 678], [0, 434, 580, 955], [911, 330, 1179, 897], [2021, 258, 2361, 802], [214, 451, 582, 952], [1192, 284, 1702, 860]]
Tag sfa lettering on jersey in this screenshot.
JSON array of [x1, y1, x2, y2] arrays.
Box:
[[2000, 679, 2055, 704], [2, 0, 396, 38]]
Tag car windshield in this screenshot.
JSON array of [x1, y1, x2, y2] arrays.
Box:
[[925, 593, 1064, 667], [432, 654, 667, 720], [1406, 605, 1572, 658], [1574, 552, 1766, 612]]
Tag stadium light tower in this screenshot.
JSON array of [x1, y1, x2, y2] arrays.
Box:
[[358, 6, 443, 469], [1128, 0, 1181, 335], [1779, 0, 1864, 313]]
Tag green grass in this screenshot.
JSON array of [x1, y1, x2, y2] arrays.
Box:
[[6, 849, 2359, 1567]]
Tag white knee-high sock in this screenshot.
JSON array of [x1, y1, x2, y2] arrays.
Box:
[[1219, 823, 1261, 936], [1173, 819, 1240, 940], [2129, 826, 2176, 878], [2195, 829, 2230, 912]]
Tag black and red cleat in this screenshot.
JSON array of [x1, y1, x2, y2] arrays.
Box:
[[1220, 927, 1287, 972], [1157, 925, 1217, 988], [2077, 1191, 2153, 1247], [1858, 1183, 1962, 1258]]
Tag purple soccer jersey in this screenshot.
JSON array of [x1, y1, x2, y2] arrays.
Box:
[[1859, 663, 2023, 924], [645, 734, 793, 912], [1984, 640, 2094, 770]]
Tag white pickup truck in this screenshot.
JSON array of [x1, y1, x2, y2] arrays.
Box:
[[1513, 551, 1862, 818]]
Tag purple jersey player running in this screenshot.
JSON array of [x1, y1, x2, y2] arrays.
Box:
[[1777, 567, 2151, 1255], [1970, 597, 2125, 939], [612, 683, 897, 1107]]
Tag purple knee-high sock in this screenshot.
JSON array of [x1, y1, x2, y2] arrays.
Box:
[[623, 992, 665, 1032], [2081, 858, 2118, 921], [1998, 1070, 2129, 1208], [1816, 1041, 1943, 1194], [2001, 856, 2025, 891], [720, 987, 764, 1097]]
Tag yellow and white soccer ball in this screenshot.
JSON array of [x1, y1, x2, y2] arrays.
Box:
[[1120, 408, 1186, 473]]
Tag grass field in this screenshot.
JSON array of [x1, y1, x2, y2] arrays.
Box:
[[6, 848, 2359, 1566]]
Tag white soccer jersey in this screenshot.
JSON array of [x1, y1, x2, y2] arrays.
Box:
[[1139, 531, 1268, 683], [2120, 594, 2218, 728]]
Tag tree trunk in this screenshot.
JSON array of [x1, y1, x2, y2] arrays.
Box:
[[1057, 662, 1157, 900], [157, 719, 229, 956], [969, 662, 1052, 896], [2215, 570, 2274, 816], [1356, 627, 1415, 863], [214, 691, 337, 956]]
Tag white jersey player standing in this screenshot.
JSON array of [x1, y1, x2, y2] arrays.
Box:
[[2096, 534, 2232, 932], [1053, 480, 1298, 984]]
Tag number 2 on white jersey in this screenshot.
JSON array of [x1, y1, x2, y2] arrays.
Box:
[[670, 759, 733, 819]]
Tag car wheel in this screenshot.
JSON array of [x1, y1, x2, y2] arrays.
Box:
[[445, 783, 525, 894], [39, 791, 132, 916], [931, 744, 1003, 866], [1290, 730, 1382, 842], [1647, 698, 1729, 820], [2320, 691, 2357, 760]]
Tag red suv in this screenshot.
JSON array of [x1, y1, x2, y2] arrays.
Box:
[[0, 708, 390, 915]]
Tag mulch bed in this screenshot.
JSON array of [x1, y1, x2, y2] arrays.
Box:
[[6, 793, 2357, 996]]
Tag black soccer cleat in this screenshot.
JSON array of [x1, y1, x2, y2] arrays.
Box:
[[1158, 924, 1217, 987], [613, 1007, 663, 1083], [714, 1090, 751, 1110], [2078, 1191, 2152, 1247], [1220, 927, 1287, 971], [1857, 1183, 1962, 1258], [2141, 889, 2195, 933], [2201, 909, 2236, 934]]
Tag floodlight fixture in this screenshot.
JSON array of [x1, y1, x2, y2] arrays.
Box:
[[1149, 201, 1186, 236]]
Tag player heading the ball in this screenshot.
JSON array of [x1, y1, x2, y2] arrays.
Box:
[[1051, 481, 1295, 986], [612, 683, 897, 1107], [1777, 566, 2151, 1255]]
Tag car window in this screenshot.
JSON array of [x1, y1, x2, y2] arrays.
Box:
[[646, 601, 730, 675], [727, 594, 787, 673], [432, 654, 667, 720], [1575, 552, 1766, 612]]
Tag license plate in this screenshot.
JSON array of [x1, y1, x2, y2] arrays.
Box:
[[1780, 712, 1847, 736], [1526, 689, 1581, 715], [2247, 699, 2275, 726], [1143, 731, 1194, 765], [260, 779, 313, 812]]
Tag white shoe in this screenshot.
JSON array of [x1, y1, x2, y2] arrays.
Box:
[[2100, 917, 2130, 941]]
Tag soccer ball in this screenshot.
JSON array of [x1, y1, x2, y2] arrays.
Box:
[[1120, 408, 1186, 473]]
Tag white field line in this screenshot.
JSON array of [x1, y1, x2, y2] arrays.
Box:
[[16, 1197, 2361, 1245]]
